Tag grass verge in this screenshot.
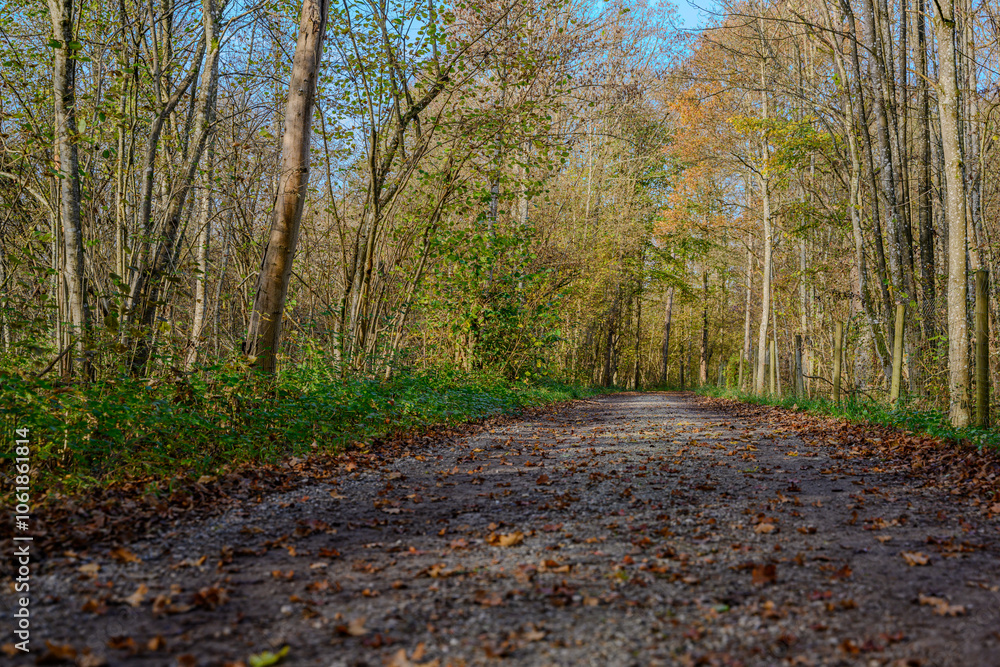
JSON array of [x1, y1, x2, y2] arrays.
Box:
[[1, 364, 606, 501], [697, 385, 1000, 452]]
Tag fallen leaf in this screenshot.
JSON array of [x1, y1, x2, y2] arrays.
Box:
[[754, 523, 777, 534], [110, 547, 141, 564], [336, 616, 368, 636], [487, 531, 524, 547], [902, 551, 931, 566], [78, 563, 100, 576], [918, 594, 965, 616], [125, 584, 148, 607], [752, 563, 777, 585], [147, 635, 167, 651], [40, 640, 77, 661], [248, 646, 289, 667], [77, 652, 109, 667], [191, 586, 228, 610], [474, 589, 505, 606]]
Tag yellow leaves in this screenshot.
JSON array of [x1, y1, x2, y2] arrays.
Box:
[[248, 645, 289, 667]]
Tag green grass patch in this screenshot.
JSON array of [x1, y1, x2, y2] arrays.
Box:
[[697, 385, 1000, 452], [1, 363, 606, 500]]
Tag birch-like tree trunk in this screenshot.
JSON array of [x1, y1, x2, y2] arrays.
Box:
[[245, 0, 329, 373], [935, 0, 971, 426], [48, 0, 90, 377], [185, 136, 215, 368]]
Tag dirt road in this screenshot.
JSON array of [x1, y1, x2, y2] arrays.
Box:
[[18, 393, 1000, 666]]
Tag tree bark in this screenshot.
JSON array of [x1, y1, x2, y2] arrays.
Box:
[[245, 0, 329, 373], [48, 0, 90, 377], [186, 136, 215, 368], [661, 286, 674, 385], [699, 271, 708, 385], [935, 0, 971, 426]]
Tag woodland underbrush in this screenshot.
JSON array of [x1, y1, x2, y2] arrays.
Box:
[[0, 362, 603, 500], [697, 385, 1000, 451]]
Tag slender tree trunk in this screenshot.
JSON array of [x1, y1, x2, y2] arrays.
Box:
[[754, 174, 772, 395], [48, 0, 89, 377], [916, 0, 935, 338], [632, 287, 642, 390], [186, 136, 215, 368], [935, 0, 971, 426], [661, 286, 674, 385], [699, 271, 708, 385], [245, 0, 329, 373], [129, 0, 222, 375]]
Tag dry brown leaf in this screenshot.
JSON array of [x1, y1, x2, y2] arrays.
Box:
[[336, 616, 368, 636], [902, 551, 931, 566], [752, 563, 777, 585], [78, 562, 100, 576], [754, 523, 777, 534], [42, 640, 77, 661], [487, 531, 524, 547], [125, 584, 148, 607], [110, 547, 141, 564], [918, 593, 965, 616]]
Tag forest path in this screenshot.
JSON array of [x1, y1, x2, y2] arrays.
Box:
[[26, 392, 1000, 666]]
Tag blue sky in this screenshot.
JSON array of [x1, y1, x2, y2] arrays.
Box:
[[674, 0, 721, 29]]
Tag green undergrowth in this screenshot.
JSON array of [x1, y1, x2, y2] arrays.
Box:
[[697, 385, 1000, 452], [0, 363, 606, 499]]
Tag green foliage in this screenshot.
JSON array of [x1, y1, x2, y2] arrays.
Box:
[[697, 386, 1000, 452], [0, 363, 606, 500]]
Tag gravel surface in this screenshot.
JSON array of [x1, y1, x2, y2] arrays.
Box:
[[12, 392, 1000, 666]]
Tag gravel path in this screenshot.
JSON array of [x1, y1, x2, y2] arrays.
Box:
[[16, 392, 1000, 666]]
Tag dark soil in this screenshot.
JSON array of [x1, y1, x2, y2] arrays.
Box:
[[9, 392, 1000, 666]]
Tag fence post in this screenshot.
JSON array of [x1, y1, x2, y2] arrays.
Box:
[[976, 270, 990, 427], [794, 334, 804, 397], [833, 322, 843, 403], [890, 302, 905, 404]]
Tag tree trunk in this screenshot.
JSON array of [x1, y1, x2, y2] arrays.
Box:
[[186, 136, 215, 368], [935, 0, 971, 426], [128, 0, 222, 375], [699, 271, 708, 385], [48, 0, 89, 377], [245, 0, 329, 373], [915, 0, 935, 338], [661, 286, 674, 385]]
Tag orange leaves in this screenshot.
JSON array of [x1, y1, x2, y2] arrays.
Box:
[[901, 551, 931, 567], [109, 547, 141, 564], [486, 531, 524, 547], [752, 516, 778, 534], [918, 594, 965, 616]]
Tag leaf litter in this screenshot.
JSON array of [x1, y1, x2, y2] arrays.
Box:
[[16, 393, 1000, 665]]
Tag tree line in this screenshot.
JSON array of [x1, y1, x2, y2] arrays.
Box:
[[1, 0, 997, 429]]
